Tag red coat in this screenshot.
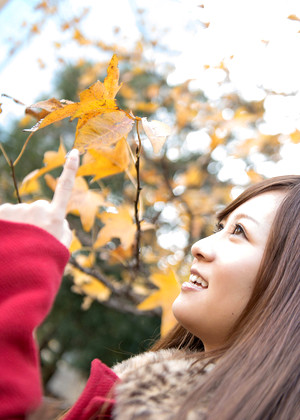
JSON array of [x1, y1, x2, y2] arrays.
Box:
[[0, 220, 118, 420]]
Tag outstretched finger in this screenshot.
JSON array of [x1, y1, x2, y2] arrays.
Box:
[[51, 149, 79, 217]]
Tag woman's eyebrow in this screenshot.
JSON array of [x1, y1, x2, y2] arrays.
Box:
[[230, 213, 260, 225]]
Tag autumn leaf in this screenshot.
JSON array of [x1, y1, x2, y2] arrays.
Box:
[[288, 14, 300, 22], [68, 253, 111, 308], [69, 230, 82, 253], [107, 245, 133, 264], [137, 269, 181, 336], [19, 141, 67, 194], [24, 101, 80, 132], [103, 53, 122, 99], [23, 55, 129, 154], [246, 169, 263, 183], [73, 28, 91, 45], [26, 97, 63, 115], [18, 176, 40, 196], [77, 137, 130, 181], [95, 205, 136, 250], [290, 130, 300, 143], [175, 165, 205, 187], [74, 110, 134, 153], [45, 175, 111, 231], [141, 117, 171, 154]]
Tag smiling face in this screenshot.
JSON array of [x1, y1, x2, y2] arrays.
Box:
[[172, 191, 285, 351]]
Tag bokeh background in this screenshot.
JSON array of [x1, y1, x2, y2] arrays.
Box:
[[1, 0, 300, 403]]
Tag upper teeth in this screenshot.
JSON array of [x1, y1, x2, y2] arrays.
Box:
[[189, 274, 208, 288]]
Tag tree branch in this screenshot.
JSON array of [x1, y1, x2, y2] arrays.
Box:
[[99, 295, 161, 318], [69, 257, 118, 294], [134, 120, 143, 270], [13, 131, 34, 166], [68, 257, 161, 317], [10, 159, 22, 203]]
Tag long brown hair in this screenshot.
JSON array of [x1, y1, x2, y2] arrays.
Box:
[[153, 175, 300, 419]]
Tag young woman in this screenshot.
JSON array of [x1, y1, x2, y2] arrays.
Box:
[[0, 149, 299, 420]]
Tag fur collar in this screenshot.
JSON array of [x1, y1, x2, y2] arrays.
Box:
[[112, 349, 214, 419]]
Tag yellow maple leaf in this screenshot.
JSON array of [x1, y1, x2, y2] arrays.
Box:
[[25, 101, 80, 132], [19, 141, 66, 193], [18, 176, 40, 196], [77, 137, 130, 181], [69, 230, 82, 253], [138, 269, 181, 336], [68, 253, 111, 304], [141, 117, 172, 154], [94, 205, 136, 250], [175, 165, 204, 187], [24, 55, 132, 154], [103, 53, 122, 99], [45, 175, 111, 231], [290, 130, 300, 144], [74, 110, 134, 153], [108, 245, 134, 264]]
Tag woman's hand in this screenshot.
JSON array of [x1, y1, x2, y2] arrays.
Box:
[[0, 149, 79, 248]]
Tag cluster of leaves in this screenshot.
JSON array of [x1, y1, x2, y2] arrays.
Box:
[[2, 55, 179, 336], [1, 4, 300, 397], [2, 51, 298, 341]]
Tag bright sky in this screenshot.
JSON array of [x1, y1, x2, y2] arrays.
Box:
[[0, 0, 299, 182]]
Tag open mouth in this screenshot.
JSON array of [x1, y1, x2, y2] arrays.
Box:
[[189, 274, 208, 289]]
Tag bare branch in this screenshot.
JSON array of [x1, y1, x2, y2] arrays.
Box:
[[69, 256, 118, 294], [9, 159, 22, 204], [134, 120, 143, 270], [68, 257, 161, 318], [100, 295, 161, 317]]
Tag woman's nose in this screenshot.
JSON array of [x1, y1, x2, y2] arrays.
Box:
[[191, 235, 215, 262]]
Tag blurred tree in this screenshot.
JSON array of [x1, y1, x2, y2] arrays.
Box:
[[1, 0, 299, 397]]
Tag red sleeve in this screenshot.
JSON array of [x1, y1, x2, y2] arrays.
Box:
[[63, 359, 119, 420], [0, 220, 70, 419]]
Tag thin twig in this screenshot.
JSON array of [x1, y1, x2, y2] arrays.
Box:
[[13, 131, 34, 166], [9, 159, 22, 203], [0, 142, 11, 166], [69, 257, 118, 294], [134, 120, 143, 270], [96, 295, 160, 317], [68, 257, 160, 317]]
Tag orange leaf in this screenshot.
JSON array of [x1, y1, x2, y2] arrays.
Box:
[[103, 54, 122, 99], [137, 269, 180, 336], [23, 55, 121, 138], [45, 175, 111, 231], [25, 98, 65, 121], [79, 80, 106, 102], [74, 110, 134, 153], [77, 138, 130, 181], [141, 117, 172, 154], [95, 205, 136, 250], [68, 253, 111, 303], [69, 230, 82, 253], [18, 175, 41, 196], [290, 130, 300, 144], [19, 141, 66, 193], [288, 14, 300, 22], [25, 102, 80, 132], [26, 98, 64, 113], [71, 99, 117, 121]]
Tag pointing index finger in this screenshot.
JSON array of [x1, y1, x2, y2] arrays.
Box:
[[51, 149, 79, 217]]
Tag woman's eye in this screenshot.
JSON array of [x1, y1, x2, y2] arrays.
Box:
[[232, 224, 245, 236], [213, 222, 224, 233]]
